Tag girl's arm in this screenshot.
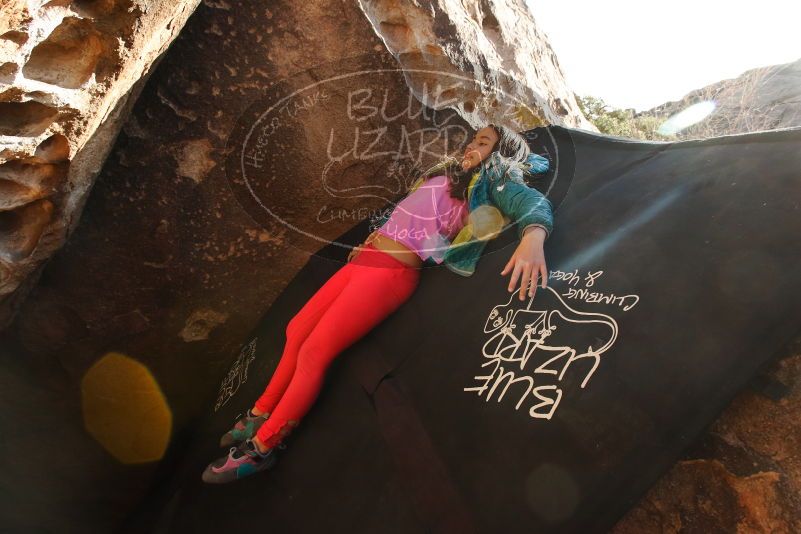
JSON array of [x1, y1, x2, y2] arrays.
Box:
[[489, 180, 554, 240], [490, 181, 553, 300]]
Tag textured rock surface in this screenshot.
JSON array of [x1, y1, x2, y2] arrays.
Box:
[[0, 0, 202, 328], [612, 338, 801, 533], [0, 0, 591, 330], [358, 0, 595, 131], [640, 57, 801, 139]]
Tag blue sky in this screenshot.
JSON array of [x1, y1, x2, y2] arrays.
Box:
[[525, 0, 801, 111]]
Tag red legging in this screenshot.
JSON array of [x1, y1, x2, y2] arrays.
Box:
[[253, 242, 420, 449]]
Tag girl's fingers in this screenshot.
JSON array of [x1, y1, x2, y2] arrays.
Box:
[[508, 261, 522, 293], [529, 268, 539, 298], [540, 263, 548, 288], [519, 265, 531, 300], [501, 256, 514, 275]]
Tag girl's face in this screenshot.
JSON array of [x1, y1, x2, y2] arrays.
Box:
[[461, 126, 499, 171]]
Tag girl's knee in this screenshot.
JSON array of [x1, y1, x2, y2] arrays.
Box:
[[285, 312, 306, 339]]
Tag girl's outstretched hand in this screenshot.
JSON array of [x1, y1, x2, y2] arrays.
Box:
[[500, 226, 548, 301]]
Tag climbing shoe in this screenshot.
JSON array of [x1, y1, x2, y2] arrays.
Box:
[[219, 408, 270, 448], [202, 438, 285, 484]]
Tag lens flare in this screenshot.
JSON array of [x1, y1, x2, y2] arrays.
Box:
[[468, 204, 505, 241], [657, 101, 716, 135], [81, 352, 172, 464]]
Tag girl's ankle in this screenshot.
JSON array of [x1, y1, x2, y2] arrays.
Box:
[[252, 437, 271, 454]]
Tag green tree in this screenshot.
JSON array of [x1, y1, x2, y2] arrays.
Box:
[[576, 94, 674, 141]]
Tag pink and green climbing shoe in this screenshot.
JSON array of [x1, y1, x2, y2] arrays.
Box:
[[219, 408, 269, 448], [201, 438, 283, 484]]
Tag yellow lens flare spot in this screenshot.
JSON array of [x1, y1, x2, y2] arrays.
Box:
[[468, 205, 505, 241], [81, 352, 172, 464]]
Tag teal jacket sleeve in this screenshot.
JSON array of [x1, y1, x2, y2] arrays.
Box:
[[489, 180, 554, 240]]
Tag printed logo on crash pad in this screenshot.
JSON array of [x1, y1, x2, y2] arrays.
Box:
[[222, 53, 575, 259], [215, 337, 258, 412], [465, 269, 639, 419]]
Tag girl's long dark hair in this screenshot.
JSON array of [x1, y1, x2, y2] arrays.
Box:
[[412, 123, 533, 202]]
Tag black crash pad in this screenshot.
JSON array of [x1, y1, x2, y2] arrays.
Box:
[[133, 124, 801, 533]]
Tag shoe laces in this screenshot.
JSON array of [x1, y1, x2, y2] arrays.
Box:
[[230, 439, 259, 460], [230, 440, 286, 460]]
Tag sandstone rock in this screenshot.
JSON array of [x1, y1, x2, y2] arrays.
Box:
[[0, 0, 593, 331], [179, 307, 228, 342], [172, 138, 216, 183], [612, 342, 801, 533], [358, 0, 596, 131], [0, 0, 203, 328]]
